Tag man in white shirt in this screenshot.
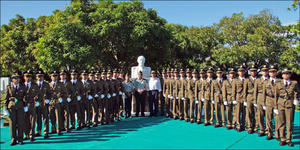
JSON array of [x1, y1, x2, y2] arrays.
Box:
[[148, 70, 162, 116]]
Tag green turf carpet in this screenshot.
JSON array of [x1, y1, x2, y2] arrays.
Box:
[[1, 111, 299, 149]]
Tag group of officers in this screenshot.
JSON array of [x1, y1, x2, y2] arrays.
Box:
[[160, 65, 299, 147], [4, 64, 299, 147]]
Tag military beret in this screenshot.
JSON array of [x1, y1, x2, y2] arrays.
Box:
[[36, 69, 45, 76], [261, 65, 269, 71], [11, 72, 20, 78], [151, 70, 157, 74], [24, 70, 33, 76], [269, 65, 278, 72], [282, 68, 292, 74], [50, 71, 59, 76], [180, 69, 185, 73], [238, 65, 245, 72], [199, 69, 205, 74], [81, 70, 88, 75], [207, 67, 214, 73], [70, 69, 78, 75], [192, 69, 198, 74], [249, 64, 257, 71], [228, 68, 235, 74], [186, 68, 191, 73], [216, 68, 223, 73], [60, 70, 67, 75]]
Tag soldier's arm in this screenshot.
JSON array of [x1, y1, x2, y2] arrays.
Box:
[[5, 86, 10, 110], [254, 80, 258, 104], [222, 81, 227, 102], [195, 82, 198, 100], [274, 83, 279, 110], [232, 79, 236, 101], [262, 82, 266, 106], [201, 82, 205, 100], [294, 81, 300, 100], [211, 81, 214, 101], [243, 80, 248, 103]]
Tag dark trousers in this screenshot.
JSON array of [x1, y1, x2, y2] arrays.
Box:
[[149, 90, 159, 116], [135, 91, 146, 116], [125, 94, 132, 117]]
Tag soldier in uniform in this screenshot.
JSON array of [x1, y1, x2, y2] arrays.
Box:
[[244, 65, 258, 134], [183, 68, 192, 122], [70, 69, 84, 130], [163, 68, 172, 118], [263, 65, 281, 140], [171, 69, 180, 119], [49, 71, 67, 135], [101, 69, 110, 124], [59, 70, 72, 132], [133, 71, 148, 117], [23, 70, 39, 141], [195, 69, 206, 124], [95, 70, 105, 124], [275, 68, 299, 147], [202, 68, 214, 126], [5, 72, 26, 145], [89, 70, 100, 126], [35, 70, 51, 138], [159, 69, 167, 116], [211, 68, 225, 127], [188, 69, 198, 123], [178, 69, 186, 120], [117, 69, 125, 118], [81, 70, 94, 128], [254, 65, 269, 136], [106, 69, 115, 122], [222, 68, 235, 129], [112, 69, 123, 121]]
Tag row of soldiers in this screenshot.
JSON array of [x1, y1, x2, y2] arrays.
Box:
[[5, 69, 127, 146], [160, 65, 299, 147]]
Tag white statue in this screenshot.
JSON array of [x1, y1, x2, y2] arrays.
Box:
[[131, 56, 151, 80]]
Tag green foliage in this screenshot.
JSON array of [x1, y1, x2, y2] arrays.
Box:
[[0, 0, 299, 75]]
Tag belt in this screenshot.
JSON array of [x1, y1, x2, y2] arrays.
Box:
[[266, 94, 274, 98], [237, 91, 243, 94], [214, 91, 222, 94], [247, 92, 253, 95]]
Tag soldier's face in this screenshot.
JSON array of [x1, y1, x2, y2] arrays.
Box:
[[282, 73, 291, 80], [113, 73, 117, 77], [162, 73, 166, 78], [82, 74, 88, 80], [174, 73, 179, 78], [89, 75, 94, 80], [269, 71, 277, 78], [186, 73, 191, 78], [119, 73, 124, 78], [95, 74, 100, 79], [262, 71, 268, 76], [60, 74, 66, 80], [250, 71, 257, 77], [51, 75, 57, 81], [107, 73, 111, 78], [12, 77, 19, 84], [167, 73, 171, 77], [24, 75, 32, 82], [192, 73, 197, 78], [200, 73, 205, 78], [125, 75, 130, 81], [71, 74, 77, 80], [238, 71, 244, 77], [36, 75, 44, 81], [101, 74, 106, 79], [229, 73, 235, 79], [138, 73, 143, 79], [216, 73, 222, 78], [151, 73, 156, 78], [207, 73, 213, 78]]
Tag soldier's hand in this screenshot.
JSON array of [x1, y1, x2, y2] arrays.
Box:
[[254, 103, 257, 107], [294, 99, 299, 105], [201, 98, 205, 102], [24, 106, 29, 112], [59, 98, 63, 103], [263, 106, 266, 110], [273, 109, 279, 115], [45, 99, 50, 104], [5, 110, 10, 116], [211, 100, 215, 104], [88, 95, 93, 100], [232, 100, 237, 105], [67, 97, 71, 102], [243, 102, 247, 106], [224, 101, 228, 106], [77, 96, 81, 101], [35, 101, 40, 107]]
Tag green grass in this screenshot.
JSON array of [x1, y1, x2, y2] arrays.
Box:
[[0, 112, 299, 149]]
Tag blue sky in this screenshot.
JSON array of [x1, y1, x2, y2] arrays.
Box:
[[1, 1, 299, 27]]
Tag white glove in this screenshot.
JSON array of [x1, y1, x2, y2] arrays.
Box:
[[163, 94, 166, 97], [45, 99, 50, 104], [224, 101, 228, 106], [59, 98, 63, 103], [24, 106, 29, 112], [201, 98, 205, 102], [112, 93, 116, 97], [212, 100, 215, 104], [67, 97, 71, 102], [294, 99, 299, 105], [243, 102, 247, 106], [5, 110, 10, 116], [232, 100, 237, 105], [119, 91, 122, 95], [273, 109, 279, 115], [263, 106, 266, 110], [35, 101, 40, 107], [181, 97, 186, 101], [94, 94, 99, 98], [168, 95, 171, 98], [196, 100, 199, 104], [101, 94, 105, 99], [176, 97, 179, 100], [171, 96, 174, 99], [88, 95, 93, 100], [254, 104, 257, 107], [107, 94, 111, 99], [77, 96, 81, 101]]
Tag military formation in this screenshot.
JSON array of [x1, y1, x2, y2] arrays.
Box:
[[4, 65, 300, 147], [160, 65, 299, 147]]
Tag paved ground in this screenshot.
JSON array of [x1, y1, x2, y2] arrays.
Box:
[[0, 111, 299, 149]]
